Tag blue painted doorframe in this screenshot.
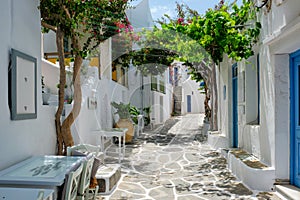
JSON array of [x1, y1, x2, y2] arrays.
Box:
[[290, 50, 300, 188], [187, 95, 191, 113], [232, 63, 238, 148]]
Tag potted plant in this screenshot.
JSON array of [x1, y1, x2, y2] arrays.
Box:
[[130, 105, 141, 138], [143, 107, 151, 127], [130, 105, 140, 125], [111, 102, 134, 143]]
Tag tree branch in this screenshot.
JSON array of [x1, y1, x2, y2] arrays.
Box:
[[41, 21, 57, 32], [63, 5, 71, 19]]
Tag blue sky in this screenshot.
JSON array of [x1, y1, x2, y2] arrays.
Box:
[[131, 0, 240, 21]]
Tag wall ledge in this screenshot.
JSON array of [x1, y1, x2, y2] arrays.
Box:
[[263, 15, 300, 46], [42, 58, 59, 68], [227, 150, 275, 191], [208, 131, 229, 150]]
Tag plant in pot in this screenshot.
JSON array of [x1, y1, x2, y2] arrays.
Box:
[[143, 106, 151, 126], [130, 105, 141, 138], [130, 105, 140, 125], [111, 102, 134, 143]]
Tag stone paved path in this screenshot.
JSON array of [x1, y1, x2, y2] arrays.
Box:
[[101, 114, 282, 200]]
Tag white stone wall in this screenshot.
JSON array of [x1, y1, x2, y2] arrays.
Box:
[[216, 0, 300, 183], [66, 67, 108, 145], [252, 0, 300, 173], [218, 56, 231, 140], [164, 78, 173, 121], [255, 45, 275, 167], [181, 78, 205, 115], [273, 55, 290, 179], [43, 31, 57, 53], [41, 59, 60, 94], [0, 0, 57, 170], [234, 57, 263, 159], [149, 70, 173, 125], [128, 67, 143, 109], [69, 36, 127, 144]]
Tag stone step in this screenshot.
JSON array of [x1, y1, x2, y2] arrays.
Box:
[[95, 164, 121, 195], [275, 185, 300, 200]]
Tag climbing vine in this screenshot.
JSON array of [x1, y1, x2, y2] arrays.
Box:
[[40, 0, 132, 155], [126, 0, 261, 130], [160, 0, 261, 63]]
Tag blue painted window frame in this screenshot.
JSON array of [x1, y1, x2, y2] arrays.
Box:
[[232, 63, 238, 148], [257, 54, 260, 124], [290, 49, 300, 186]]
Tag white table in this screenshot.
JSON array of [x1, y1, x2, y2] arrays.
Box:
[[0, 187, 54, 200], [92, 128, 128, 163], [0, 156, 84, 186], [0, 156, 85, 199]]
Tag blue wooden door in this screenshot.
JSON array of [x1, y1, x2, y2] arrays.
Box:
[[232, 64, 238, 148], [290, 51, 300, 188], [187, 95, 191, 113]]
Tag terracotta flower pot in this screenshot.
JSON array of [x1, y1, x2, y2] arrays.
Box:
[[115, 118, 134, 143]]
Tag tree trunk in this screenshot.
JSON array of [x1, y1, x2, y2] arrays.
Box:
[[193, 61, 219, 131], [60, 34, 83, 153], [55, 27, 66, 155], [54, 28, 83, 154], [204, 84, 211, 121], [194, 61, 212, 122], [210, 62, 218, 131]]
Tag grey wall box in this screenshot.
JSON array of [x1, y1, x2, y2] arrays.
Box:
[[9, 49, 37, 120]]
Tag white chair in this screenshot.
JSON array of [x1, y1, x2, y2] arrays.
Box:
[[67, 144, 101, 200], [67, 144, 103, 160], [77, 157, 99, 200], [64, 164, 83, 200]]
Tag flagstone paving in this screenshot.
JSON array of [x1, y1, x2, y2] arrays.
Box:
[[99, 114, 283, 200]]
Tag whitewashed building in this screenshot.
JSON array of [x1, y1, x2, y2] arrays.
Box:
[[0, 0, 174, 172], [172, 62, 205, 115], [126, 0, 173, 126], [41, 0, 174, 145], [0, 0, 57, 171], [209, 0, 300, 192]]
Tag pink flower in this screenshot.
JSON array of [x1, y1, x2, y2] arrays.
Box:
[[177, 18, 184, 24]]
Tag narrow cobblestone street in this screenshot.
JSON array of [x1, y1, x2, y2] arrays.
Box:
[[101, 114, 282, 200]]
